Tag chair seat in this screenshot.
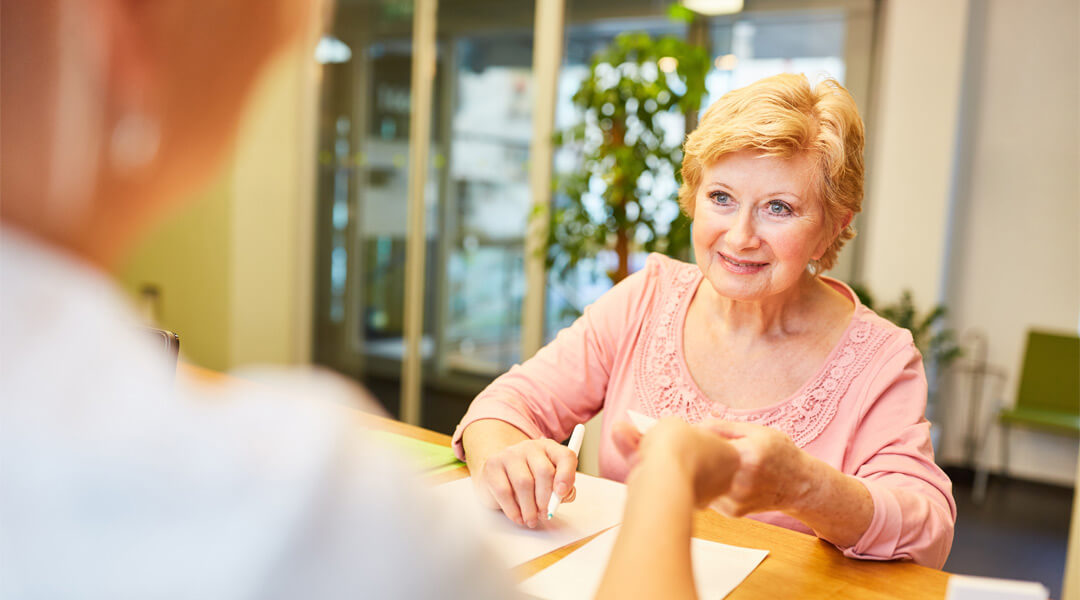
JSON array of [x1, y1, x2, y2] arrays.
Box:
[[1000, 407, 1080, 436]]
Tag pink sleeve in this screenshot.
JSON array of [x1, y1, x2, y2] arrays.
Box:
[[840, 336, 957, 568], [451, 260, 658, 460]]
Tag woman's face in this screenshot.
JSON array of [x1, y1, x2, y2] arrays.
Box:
[[692, 150, 831, 303]]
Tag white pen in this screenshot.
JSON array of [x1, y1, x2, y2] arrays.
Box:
[[546, 423, 586, 520]]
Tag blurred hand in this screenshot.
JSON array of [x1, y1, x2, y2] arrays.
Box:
[[614, 417, 739, 508], [701, 420, 811, 517], [472, 439, 578, 528]]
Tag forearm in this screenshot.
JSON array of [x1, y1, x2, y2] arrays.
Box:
[[597, 460, 697, 600], [460, 419, 530, 473], [787, 454, 873, 549]]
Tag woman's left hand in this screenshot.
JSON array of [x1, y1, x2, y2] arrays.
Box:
[[701, 420, 813, 518]]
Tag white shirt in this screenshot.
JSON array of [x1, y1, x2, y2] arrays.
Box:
[[0, 226, 516, 599]]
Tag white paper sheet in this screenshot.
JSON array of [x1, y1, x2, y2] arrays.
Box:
[[519, 526, 769, 600], [433, 473, 627, 567], [946, 575, 1049, 600]]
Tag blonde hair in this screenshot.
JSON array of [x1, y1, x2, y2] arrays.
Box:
[[679, 73, 864, 272]]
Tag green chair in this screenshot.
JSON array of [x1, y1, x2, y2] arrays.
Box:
[[974, 330, 1080, 501]]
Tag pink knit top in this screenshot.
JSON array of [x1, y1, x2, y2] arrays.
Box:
[[452, 254, 956, 568]]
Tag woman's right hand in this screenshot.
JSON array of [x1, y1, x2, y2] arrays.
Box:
[[471, 438, 580, 529]]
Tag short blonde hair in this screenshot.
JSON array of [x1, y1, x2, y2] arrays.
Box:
[[679, 73, 864, 272]]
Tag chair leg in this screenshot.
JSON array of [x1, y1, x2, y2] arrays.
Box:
[[999, 423, 1010, 482], [973, 463, 989, 504], [973, 421, 992, 504]]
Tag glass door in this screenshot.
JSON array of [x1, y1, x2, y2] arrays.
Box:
[[313, 0, 426, 412]]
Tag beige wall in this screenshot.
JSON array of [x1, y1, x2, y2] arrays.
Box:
[[939, 0, 1079, 485], [859, 0, 970, 306], [229, 50, 317, 367], [118, 175, 233, 371], [117, 49, 317, 372]]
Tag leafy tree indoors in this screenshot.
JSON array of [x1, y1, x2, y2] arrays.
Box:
[[543, 31, 709, 286]]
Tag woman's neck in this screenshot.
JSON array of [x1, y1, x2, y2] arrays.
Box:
[[697, 272, 835, 340]]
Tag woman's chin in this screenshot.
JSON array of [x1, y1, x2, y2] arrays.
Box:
[[703, 269, 813, 305], [703, 273, 772, 303]]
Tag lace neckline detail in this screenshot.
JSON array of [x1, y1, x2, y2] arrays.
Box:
[[632, 260, 891, 447]]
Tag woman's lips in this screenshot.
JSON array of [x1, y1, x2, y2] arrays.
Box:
[[718, 251, 768, 274]]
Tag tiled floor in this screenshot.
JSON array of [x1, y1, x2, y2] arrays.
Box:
[[944, 468, 1073, 599], [379, 384, 1075, 598]]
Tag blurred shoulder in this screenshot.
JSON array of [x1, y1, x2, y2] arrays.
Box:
[[179, 365, 386, 463]]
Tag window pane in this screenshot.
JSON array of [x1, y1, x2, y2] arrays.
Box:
[[312, 1, 420, 412], [705, 10, 847, 104], [437, 26, 535, 376]]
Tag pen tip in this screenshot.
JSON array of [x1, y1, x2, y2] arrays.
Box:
[[547, 513, 553, 520]]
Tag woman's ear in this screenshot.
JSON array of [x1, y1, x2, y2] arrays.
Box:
[[812, 211, 853, 261], [838, 211, 854, 234], [103, 0, 161, 176]]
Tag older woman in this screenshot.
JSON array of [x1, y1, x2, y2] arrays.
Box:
[[455, 73, 956, 568]]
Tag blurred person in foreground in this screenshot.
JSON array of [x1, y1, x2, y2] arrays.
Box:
[[457, 74, 956, 568], [0, 0, 743, 598]]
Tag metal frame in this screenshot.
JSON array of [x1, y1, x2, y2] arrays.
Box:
[[400, 0, 439, 425], [521, 0, 568, 359]]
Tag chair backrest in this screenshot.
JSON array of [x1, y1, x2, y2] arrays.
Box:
[[1015, 330, 1080, 414]]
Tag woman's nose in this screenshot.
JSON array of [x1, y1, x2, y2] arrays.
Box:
[[725, 208, 760, 250]]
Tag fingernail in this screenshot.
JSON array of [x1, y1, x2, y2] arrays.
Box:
[[554, 483, 567, 497], [527, 520, 537, 529]]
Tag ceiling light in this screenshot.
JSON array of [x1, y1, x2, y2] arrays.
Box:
[[315, 35, 352, 64], [682, 0, 744, 16]]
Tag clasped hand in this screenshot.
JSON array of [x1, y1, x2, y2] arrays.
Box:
[[614, 418, 810, 516], [612, 418, 741, 508], [700, 420, 811, 517]]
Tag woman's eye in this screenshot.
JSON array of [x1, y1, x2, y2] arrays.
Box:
[[710, 191, 731, 205], [767, 200, 792, 215]]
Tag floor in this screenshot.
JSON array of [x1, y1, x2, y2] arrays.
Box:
[[373, 384, 1075, 598], [944, 468, 1073, 599]]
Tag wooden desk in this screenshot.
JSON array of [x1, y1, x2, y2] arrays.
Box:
[[371, 415, 950, 600], [180, 365, 951, 599]]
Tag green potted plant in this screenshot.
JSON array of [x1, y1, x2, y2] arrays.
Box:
[[849, 286, 962, 450], [850, 286, 962, 370], [543, 31, 709, 285]]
